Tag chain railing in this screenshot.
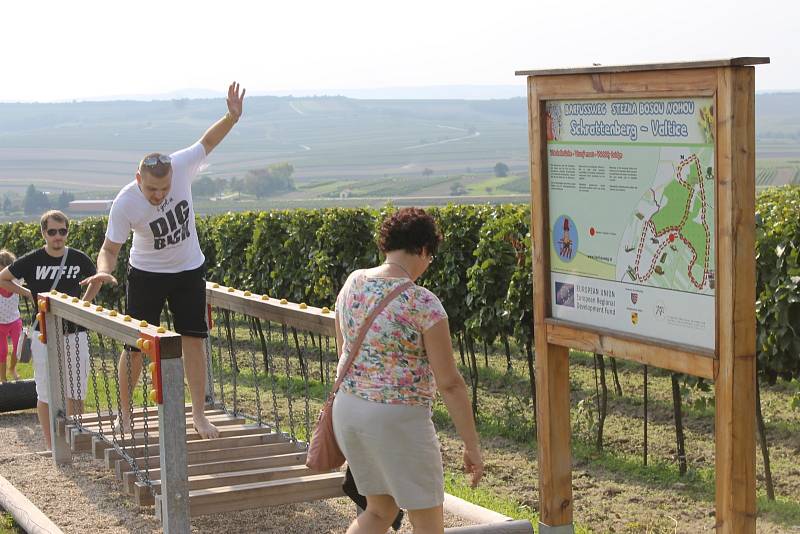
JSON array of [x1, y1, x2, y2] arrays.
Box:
[[36, 282, 342, 534], [37, 290, 189, 533], [204, 282, 337, 447]]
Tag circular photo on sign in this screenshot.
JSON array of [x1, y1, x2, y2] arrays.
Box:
[[553, 215, 578, 262]]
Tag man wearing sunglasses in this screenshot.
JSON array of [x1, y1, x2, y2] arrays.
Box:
[[81, 82, 245, 439], [0, 210, 102, 450]]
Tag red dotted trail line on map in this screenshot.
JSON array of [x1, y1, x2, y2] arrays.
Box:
[[632, 155, 711, 290]]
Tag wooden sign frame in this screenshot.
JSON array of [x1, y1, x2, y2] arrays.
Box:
[[516, 58, 769, 534]]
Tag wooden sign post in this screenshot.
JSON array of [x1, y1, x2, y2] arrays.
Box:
[[516, 58, 769, 534]]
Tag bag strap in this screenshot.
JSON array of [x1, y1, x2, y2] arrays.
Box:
[[33, 247, 69, 330], [330, 280, 413, 399], [51, 247, 70, 291]]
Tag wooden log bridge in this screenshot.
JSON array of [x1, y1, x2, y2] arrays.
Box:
[[40, 288, 345, 531]]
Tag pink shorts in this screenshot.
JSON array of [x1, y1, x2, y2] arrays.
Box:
[[0, 318, 23, 364]]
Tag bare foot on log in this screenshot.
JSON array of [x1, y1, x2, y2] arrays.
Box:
[[193, 413, 219, 439]]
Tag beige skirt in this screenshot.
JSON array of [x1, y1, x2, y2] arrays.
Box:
[[332, 390, 444, 510]]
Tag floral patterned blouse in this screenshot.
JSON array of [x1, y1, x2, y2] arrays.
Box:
[[335, 270, 448, 406]]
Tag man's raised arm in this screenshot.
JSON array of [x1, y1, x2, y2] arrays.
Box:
[[200, 81, 246, 155]]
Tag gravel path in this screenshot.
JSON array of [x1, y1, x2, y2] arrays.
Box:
[[0, 411, 475, 533]]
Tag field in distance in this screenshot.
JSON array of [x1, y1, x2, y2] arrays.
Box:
[[0, 92, 799, 215]]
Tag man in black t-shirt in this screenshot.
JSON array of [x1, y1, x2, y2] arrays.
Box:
[[0, 210, 101, 450]]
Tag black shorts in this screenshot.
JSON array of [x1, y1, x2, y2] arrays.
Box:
[[126, 264, 208, 339]]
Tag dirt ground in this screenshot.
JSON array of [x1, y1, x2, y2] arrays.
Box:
[[0, 412, 475, 534], [434, 357, 800, 534]]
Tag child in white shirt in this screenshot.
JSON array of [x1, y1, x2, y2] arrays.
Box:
[[0, 249, 22, 382]]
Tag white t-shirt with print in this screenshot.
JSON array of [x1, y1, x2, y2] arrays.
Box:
[[106, 142, 207, 273]]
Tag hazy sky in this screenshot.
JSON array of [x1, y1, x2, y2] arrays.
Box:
[[2, 0, 796, 102]]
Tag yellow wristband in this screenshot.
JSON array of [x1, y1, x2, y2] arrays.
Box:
[[225, 111, 239, 124]]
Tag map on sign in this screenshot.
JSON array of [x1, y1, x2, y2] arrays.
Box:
[[546, 97, 716, 350], [617, 148, 715, 295]]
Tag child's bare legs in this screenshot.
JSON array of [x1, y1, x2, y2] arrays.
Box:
[[8, 351, 18, 380], [6, 321, 21, 380], [37, 400, 50, 450], [0, 332, 8, 382], [37, 398, 84, 451]]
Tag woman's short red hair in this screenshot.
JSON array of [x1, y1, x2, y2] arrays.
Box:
[[378, 207, 441, 256]]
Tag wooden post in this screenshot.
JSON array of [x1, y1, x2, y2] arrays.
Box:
[[713, 66, 757, 533], [157, 350, 190, 534], [44, 311, 71, 465], [529, 81, 574, 534]]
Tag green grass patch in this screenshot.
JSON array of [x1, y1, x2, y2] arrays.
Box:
[[444, 471, 592, 533], [466, 175, 522, 195], [757, 494, 800, 526], [0, 511, 22, 534]]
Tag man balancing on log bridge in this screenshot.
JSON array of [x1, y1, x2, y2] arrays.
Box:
[[81, 82, 246, 439]]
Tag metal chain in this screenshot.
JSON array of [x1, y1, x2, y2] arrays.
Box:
[[204, 315, 215, 409], [317, 334, 324, 386], [301, 332, 311, 444], [282, 324, 296, 441], [55, 322, 67, 415], [88, 332, 101, 433], [264, 321, 281, 435], [214, 308, 226, 409], [110, 339, 123, 446], [223, 310, 239, 416], [125, 349, 136, 450], [123, 347, 147, 486], [324, 336, 332, 396], [74, 329, 83, 427], [247, 317, 264, 426], [64, 325, 75, 422], [140, 354, 152, 488], [95, 333, 111, 437]]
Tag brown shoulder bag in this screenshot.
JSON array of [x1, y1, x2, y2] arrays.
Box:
[[306, 280, 412, 471]]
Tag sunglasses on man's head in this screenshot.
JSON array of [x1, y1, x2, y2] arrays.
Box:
[[46, 228, 68, 236], [142, 154, 172, 167]]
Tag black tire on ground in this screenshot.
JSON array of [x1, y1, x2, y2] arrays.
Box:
[[0, 380, 37, 412]]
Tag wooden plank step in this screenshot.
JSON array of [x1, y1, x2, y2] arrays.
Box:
[[155, 472, 345, 518], [90, 414, 249, 440], [91, 424, 269, 459], [105, 432, 286, 466], [115, 441, 303, 479], [123, 451, 308, 494], [73, 409, 229, 433], [69, 404, 203, 425], [103, 415, 251, 467], [69, 410, 234, 453], [69, 429, 93, 453], [134, 464, 317, 506]]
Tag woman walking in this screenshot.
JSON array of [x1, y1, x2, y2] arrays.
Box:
[[333, 207, 483, 534]]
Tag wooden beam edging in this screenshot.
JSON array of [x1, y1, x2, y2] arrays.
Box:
[[205, 282, 335, 337], [38, 291, 182, 358], [444, 521, 534, 534], [443, 493, 512, 524], [545, 319, 716, 380], [0, 474, 65, 534]]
